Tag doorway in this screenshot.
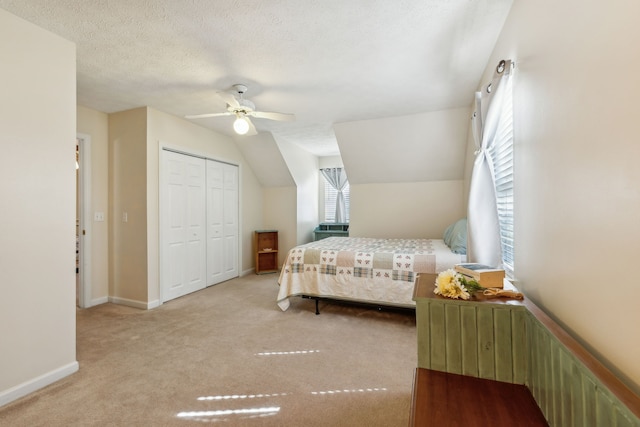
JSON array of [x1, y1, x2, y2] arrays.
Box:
[[76, 134, 92, 308]]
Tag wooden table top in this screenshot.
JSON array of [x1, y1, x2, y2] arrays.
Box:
[[413, 272, 527, 307]]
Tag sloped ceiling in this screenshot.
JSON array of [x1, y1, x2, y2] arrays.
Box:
[[234, 133, 295, 187], [0, 0, 513, 164]]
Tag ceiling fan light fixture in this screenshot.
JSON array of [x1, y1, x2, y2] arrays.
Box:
[[233, 115, 250, 135]]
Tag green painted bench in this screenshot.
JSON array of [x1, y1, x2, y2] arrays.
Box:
[[410, 274, 640, 426]]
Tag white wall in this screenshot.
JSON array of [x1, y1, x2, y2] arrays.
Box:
[[77, 106, 110, 305], [318, 156, 344, 169], [0, 9, 78, 406], [335, 108, 470, 184], [235, 133, 295, 187], [350, 181, 465, 238], [485, 0, 640, 393], [276, 139, 320, 245], [336, 108, 470, 238]]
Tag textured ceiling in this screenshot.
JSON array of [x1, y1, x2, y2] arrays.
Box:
[[0, 0, 513, 156]]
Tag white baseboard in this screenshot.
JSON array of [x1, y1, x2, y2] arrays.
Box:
[[0, 361, 79, 408], [90, 296, 109, 307], [109, 296, 159, 310], [241, 268, 255, 276]]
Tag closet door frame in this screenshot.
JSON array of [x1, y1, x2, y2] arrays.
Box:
[[158, 144, 241, 304]]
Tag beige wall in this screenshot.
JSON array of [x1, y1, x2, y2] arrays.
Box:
[[146, 108, 264, 293], [263, 186, 297, 266], [350, 180, 465, 238], [239, 163, 265, 275], [0, 9, 78, 405], [107, 107, 265, 305], [108, 108, 149, 305], [485, 0, 640, 393], [77, 106, 109, 304]]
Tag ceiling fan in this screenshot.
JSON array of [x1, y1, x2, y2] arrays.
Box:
[[185, 84, 295, 136]]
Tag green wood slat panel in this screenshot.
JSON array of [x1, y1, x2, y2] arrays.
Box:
[[444, 304, 462, 374], [531, 321, 550, 419], [528, 320, 541, 405], [414, 291, 640, 427], [415, 301, 431, 369], [572, 360, 586, 427], [541, 326, 553, 421], [614, 405, 638, 427], [476, 306, 496, 379], [460, 305, 479, 377], [558, 348, 571, 427], [493, 308, 514, 383], [537, 323, 548, 414], [596, 388, 616, 427], [512, 308, 527, 385], [550, 337, 562, 426], [525, 313, 536, 390], [429, 302, 447, 372], [582, 376, 598, 427]]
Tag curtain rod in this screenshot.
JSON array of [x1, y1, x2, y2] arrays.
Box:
[[485, 59, 513, 94], [496, 59, 515, 74]]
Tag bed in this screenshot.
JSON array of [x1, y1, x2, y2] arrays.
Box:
[[276, 232, 467, 313]]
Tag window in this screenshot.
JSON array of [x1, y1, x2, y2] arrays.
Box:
[[487, 80, 514, 274], [323, 178, 350, 223]]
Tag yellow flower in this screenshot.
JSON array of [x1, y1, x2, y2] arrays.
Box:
[[434, 269, 471, 300], [435, 268, 458, 293]]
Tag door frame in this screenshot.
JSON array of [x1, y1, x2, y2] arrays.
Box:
[[77, 133, 92, 308]]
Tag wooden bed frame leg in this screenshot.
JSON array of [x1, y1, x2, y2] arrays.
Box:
[[315, 298, 320, 315]]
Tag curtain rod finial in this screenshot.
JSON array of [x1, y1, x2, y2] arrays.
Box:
[[497, 60, 507, 74]]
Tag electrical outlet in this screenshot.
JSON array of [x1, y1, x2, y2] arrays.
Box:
[[122, 212, 128, 222]]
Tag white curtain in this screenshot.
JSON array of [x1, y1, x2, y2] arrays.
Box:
[[467, 60, 513, 267], [321, 167, 348, 223]]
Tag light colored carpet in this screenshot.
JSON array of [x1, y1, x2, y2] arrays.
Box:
[[0, 274, 417, 426]]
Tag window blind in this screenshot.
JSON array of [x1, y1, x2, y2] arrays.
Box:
[[324, 180, 350, 222], [488, 85, 514, 273]]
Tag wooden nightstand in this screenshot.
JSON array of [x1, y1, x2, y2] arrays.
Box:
[[254, 230, 278, 274]]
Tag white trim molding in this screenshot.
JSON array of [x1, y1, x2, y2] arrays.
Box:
[[91, 296, 109, 306], [76, 133, 93, 308], [109, 296, 160, 310], [0, 361, 79, 407]]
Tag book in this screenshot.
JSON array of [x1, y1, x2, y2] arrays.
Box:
[[454, 263, 505, 288]]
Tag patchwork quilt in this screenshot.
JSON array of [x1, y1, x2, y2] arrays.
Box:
[[277, 237, 465, 311]]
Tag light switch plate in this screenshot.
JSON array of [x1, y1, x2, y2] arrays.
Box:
[[94, 212, 105, 221]]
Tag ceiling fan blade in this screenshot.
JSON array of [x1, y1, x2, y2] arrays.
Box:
[[245, 117, 258, 136], [185, 112, 232, 119], [249, 111, 296, 122], [216, 91, 240, 108]]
